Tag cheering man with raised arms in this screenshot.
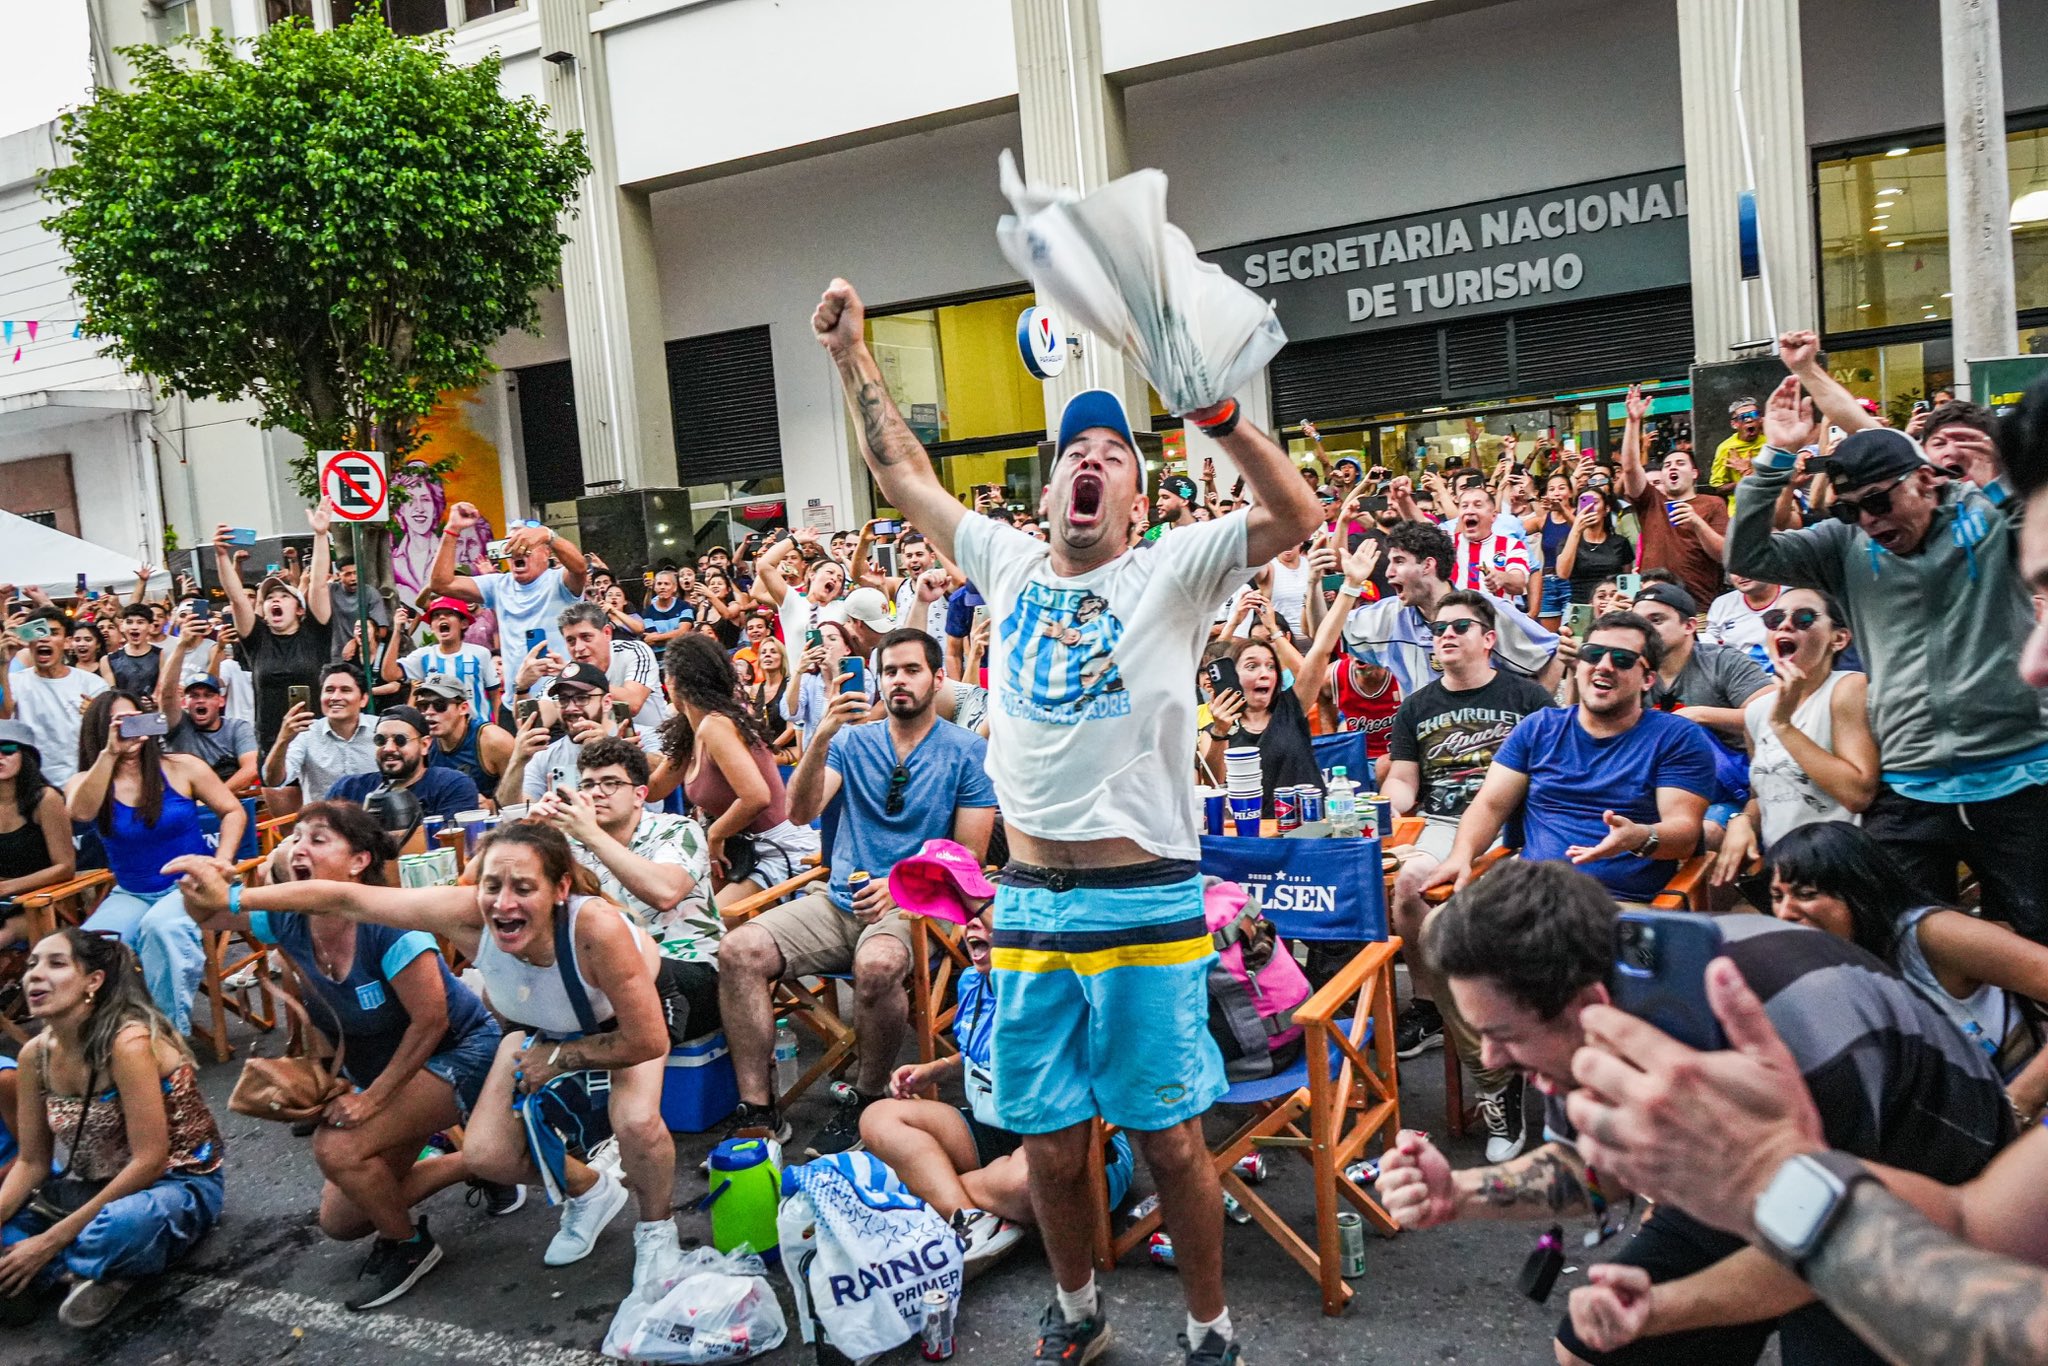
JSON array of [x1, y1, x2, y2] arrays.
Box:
[[813, 278, 1319, 1366]]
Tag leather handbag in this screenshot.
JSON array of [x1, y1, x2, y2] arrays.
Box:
[[229, 989, 348, 1123]]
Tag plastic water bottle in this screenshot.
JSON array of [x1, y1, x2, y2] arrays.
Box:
[[1327, 767, 1360, 837], [774, 1018, 800, 1095]]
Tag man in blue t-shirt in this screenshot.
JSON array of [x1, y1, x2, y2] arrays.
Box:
[[329, 707, 483, 823], [716, 627, 997, 1152], [943, 582, 985, 681], [1423, 611, 1717, 901]]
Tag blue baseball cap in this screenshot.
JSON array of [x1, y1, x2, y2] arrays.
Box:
[[1056, 389, 1136, 456]]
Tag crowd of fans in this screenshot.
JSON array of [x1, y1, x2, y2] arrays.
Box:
[[0, 297, 2041, 1366]]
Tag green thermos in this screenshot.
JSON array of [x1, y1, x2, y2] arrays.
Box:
[[701, 1137, 783, 1262]]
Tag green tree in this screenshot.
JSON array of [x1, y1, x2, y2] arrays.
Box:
[[45, 16, 590, 500]]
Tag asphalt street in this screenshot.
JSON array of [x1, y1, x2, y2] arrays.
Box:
[[0, 1011, 1760, 1366]]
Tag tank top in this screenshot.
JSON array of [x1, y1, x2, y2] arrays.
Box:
[[1893, 906, 2011, 1051], [1743, 671, 1858, 848], [432, 719, 489, 789], [1326, 659, 1403, 760], [1539, 514, 1572, 571], [43, 1049, 223, 1182], [473, 894, 621, 1039], [684, 733, 789, 834], [106, 777, 209, 895], [0, 793, 52, 883]]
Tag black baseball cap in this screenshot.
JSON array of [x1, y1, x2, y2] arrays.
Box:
[[555, 662, 609, 695], [1633, 582, 1699, 618], [1811, 428, 1931, 491], [1160, 473, 1198, 501], [377, 705, 432, 739]]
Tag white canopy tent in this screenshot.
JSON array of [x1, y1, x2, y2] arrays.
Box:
[[0, 508, 171, 596]]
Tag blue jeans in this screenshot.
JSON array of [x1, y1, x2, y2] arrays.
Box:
[[1540, 575, 1573, 618], [3, 1168, 224, 1286], [82, 886, 204, 1035]]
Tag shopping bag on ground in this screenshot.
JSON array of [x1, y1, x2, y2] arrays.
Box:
[[776, 1152, 963, 1360], [601, 1245, 787, 1362], [995, 148, 1286, 414]]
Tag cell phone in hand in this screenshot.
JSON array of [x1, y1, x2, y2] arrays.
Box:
[[485, 539, 510, 561], [1203, 656, 1240, 698], [288, 684, 312, 710], [117, 712, 169, 740], [610, 700, 633, 725], [839, 657, 867, 696], [872, 519, 900, 537], [1562, 603, 1595, 639], [805, 627, 825, 651], [971, 604, 990, 634], [1615, 573, 1642, 598], [1577, 493, 1599, 516], [224, 528, 259, 547], [1321, 573, 1347, 593], [515, 698, 540, 728], [525, 628, 548, 652], [1610, 910, 1727, 1052]]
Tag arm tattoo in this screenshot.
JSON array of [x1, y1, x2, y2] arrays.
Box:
[[1474, 1148, 1590, 1214], [1806, 1183, 2048, 1366], [853, 381, 903, 468]]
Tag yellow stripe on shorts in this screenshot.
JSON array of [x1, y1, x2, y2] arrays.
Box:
[[992, 936, 1212, 976]]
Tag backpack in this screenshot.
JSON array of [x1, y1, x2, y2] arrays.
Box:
[[1202, 879, 1311, 1081]]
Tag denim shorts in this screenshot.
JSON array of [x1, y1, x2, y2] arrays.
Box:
[[421, 1019, 503, 1119], [1540, 575, 1573, 617], [988, 861, 1225, 1134]]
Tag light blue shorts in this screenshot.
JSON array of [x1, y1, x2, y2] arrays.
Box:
[[988, 863, 1225, 1135]]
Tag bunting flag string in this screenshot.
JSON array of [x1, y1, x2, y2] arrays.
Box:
[[0, 317, 90, 360]]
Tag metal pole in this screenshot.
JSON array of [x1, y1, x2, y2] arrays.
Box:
[[1940, 0, 2017, 399], [353, 522, 375, 716]]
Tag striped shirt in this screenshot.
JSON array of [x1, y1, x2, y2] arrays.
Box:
[[1451, 532, 1532, 599]]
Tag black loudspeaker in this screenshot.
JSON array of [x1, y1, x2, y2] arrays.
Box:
[[1691, 356, 1792, 486], [575, 489, 693, 589], [170, 534, 316, 595]]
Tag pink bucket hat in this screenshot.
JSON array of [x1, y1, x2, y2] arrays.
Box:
[[888, 839, 997, 925]]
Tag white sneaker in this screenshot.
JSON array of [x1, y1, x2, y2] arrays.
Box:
[[544, 1168, 629, 1266], [631, 1221, 684, 1302], [58, 1278, 132, 1329], [955, 1209, 1028, 1281], [587, 1137, 624, 1179]]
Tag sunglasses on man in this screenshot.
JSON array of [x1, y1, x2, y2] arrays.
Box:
[[1760, 607, 1823, 632], [1732, 410, 1760, 422], [1426, 618, 1485, 639], [1578, 643, 1645, 671], [1830, 474, 1910, 524]]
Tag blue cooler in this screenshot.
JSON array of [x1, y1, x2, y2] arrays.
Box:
[[661, 1032, 739, 1133]]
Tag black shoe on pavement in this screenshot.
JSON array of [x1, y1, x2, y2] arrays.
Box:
[[465, 1178, 527, 1216], [1032, 1298, 1111, 1364], [346, 1218, 443, 1311], [719, 1100, 792, 1147], [1179, 1328, 1245, 1366], [1395, 1000, 1444, 1059], [805, 1092, 877, 1158], [1478, 1080, 1529, 1164]]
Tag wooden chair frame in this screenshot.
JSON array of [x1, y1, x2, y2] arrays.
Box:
[[720, 864, 851, 1109], [1086, 936, 1405, 1315]]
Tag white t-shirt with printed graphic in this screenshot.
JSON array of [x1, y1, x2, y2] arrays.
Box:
[[955, 511, 1253, 861]]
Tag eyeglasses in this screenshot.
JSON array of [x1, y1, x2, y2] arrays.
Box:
[[416, 697, 457, 712], [1760, 607, 1822, 632], [1578, 643, 1645, 671], [1732, 410, 1760, 422], [372, 733, 415, 749], [885, 763, 910, 817], [1830, 475, 1910, 523], [576, 777, 634, 796], [1426, 618, 1484, 638]]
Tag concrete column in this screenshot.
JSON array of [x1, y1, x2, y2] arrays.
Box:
[[1676, 0, 1815, 360], [535, 0, 678, 493], [1010, 0, 1152, 437], [1941, 0, 2017, 395]]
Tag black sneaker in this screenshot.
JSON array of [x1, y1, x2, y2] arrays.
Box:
[[1032, 1298, 1111, 1365], [465, 1178, 527, 1216], [719, 1100, 792, 1147], [1478, 1080, 1529, 1164], [346, 1218, 444, 1311], [1394, 1000, 1444, 1059], [805, 1092, 877, 1158], [1180, 1328, 1245, 1366]]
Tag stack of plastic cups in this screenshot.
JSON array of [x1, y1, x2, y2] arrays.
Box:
[[1224, 747, 1263, 836]]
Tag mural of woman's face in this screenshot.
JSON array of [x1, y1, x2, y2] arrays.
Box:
[[396, 472, 441, 536]]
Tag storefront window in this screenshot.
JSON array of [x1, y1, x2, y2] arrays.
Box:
[[1817, 124, 2048, 334]]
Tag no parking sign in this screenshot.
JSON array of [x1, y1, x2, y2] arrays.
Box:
[[320, 449, 388, 522]]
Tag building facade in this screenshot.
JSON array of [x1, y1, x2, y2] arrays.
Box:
[[6, 0, 2046, 560]]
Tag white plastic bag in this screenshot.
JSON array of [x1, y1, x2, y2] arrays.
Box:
[[995, 148, 1287, 415], [776, 1154, 962, 1361], [602, 1245, 787, 1363]]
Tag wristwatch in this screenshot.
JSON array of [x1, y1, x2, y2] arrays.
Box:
[[1753, 1151, 1876, 1274], [1635, 828, 1661, 859]]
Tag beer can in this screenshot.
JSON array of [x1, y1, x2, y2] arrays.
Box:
[[1374, 798, 1395, 840], [1274, 787, 1300, 832], [920, 1288, 956, 1360], [1337, 1211, 1367, 1279], [847, 870, 871, 895], [1147, 1231, 1177, 1268], [1356, 794, 1380, 839], [1344, 1157, 1381, 1187], [1298, 786, 1325, 825], [1222, 1192, 1253, 1224], [1234, 1151, 1268, 1185]]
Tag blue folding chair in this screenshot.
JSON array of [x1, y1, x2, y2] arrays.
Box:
[[197, 797, 261, 863], [1091, 834, 1403, 1315], [1310, 728, 1369, 783]]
